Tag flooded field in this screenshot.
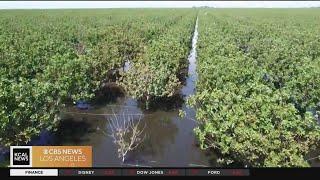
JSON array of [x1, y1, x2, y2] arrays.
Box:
[[26, 17, 216, 167], [1, 8, 320, 168]]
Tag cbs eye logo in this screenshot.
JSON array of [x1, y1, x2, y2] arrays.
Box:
[[10, 146, 32, 167]]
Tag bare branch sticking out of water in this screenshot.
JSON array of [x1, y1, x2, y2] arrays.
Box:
[[108, 110, 146, 163]]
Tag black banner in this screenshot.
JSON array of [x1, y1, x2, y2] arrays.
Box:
[[2, 167, 320, 177]]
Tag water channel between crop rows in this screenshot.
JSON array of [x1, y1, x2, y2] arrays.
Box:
[[26, 17, 218, 167], [1, 14, 319, 167]]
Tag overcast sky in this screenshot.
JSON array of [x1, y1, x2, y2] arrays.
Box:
[[0, 1, 320, 9]]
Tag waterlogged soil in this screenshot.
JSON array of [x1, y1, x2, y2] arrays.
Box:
[[40, 17, 216, 167], [2, 17, 319, 167], [58, 97, 212, 167]]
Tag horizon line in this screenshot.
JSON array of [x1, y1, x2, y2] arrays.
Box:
[[1, 7, 320, 10]]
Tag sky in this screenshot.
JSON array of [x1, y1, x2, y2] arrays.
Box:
[[0, 1, 320, 9]]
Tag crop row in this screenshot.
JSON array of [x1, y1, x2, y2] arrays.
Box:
[[0, 9, 197, 146], [188, 9, 320, 167]]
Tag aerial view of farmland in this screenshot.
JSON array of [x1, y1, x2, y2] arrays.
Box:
[[1, 4, 320, 168]]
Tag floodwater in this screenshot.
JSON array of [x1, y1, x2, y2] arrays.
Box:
[[1, 16, 319, 167], [46, 17, 215, 167]]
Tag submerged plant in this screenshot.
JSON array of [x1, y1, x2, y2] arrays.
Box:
[[107, 111, 146, 163]]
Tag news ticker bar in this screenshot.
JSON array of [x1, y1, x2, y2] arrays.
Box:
[[10, 168, 250, 176]]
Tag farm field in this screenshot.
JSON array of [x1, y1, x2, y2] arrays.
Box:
[[0, 9, 320, 167]]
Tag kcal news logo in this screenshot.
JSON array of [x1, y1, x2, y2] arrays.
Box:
[[10, 146, 33, 167], [10, 146, 92, 167]]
